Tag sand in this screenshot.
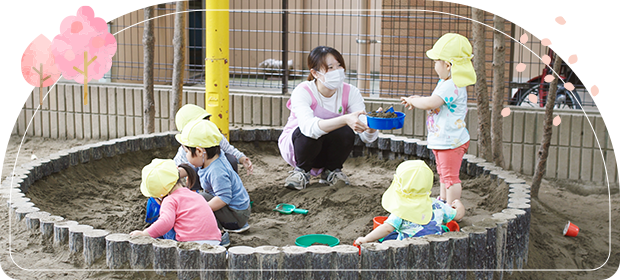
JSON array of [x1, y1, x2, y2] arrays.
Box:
[[1, 135, 619, 279]]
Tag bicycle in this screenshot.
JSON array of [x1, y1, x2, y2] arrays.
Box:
[[510, 0, 594, 109]]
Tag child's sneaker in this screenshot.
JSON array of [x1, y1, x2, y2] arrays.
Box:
[[227, 223, 250, 233], [320, 169, 350, 186], [285, 167, 310, 190], [220, 231, 230, 247]]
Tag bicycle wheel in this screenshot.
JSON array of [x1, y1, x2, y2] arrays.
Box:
[[515, 84, 582, 109]]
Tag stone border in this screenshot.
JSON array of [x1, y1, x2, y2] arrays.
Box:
[[2, 128, 531, 279]]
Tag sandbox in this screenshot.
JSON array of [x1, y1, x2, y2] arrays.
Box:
[[2, 128, 531, 279]]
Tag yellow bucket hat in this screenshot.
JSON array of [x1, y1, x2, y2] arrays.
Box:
[[426, 33, 477, 88], [175, 104, 212, 132], [140, 159, 179, 198], [175, 119, 223, 148], [381, 160, 434, 225]]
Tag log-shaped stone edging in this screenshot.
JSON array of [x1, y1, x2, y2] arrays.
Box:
[[1, 128, 531, 279]]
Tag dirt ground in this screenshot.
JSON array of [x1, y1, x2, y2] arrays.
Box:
[[0, 135, 619, 279]]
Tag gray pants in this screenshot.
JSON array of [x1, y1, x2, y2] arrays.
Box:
[[199, 191, 250, 231]]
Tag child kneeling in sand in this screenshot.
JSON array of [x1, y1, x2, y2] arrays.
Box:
[[354, 160, 464, 245], [176, 119, 252, 234], [130, 159, 222, 245]]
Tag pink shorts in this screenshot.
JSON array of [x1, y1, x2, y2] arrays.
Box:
[[432, 141, 470, 188]]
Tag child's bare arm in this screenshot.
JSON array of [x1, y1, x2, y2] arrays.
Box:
[[451, 199, 465, 221], [400, 95, 444, 110], [129, 230, 150, 237], [208, 196, 228, 211], [354, 223, 395, 245]]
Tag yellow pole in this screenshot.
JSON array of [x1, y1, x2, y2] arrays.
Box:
[[205, 0, 230, 140]]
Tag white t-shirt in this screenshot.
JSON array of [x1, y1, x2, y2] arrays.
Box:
[[289, 80, 377, 143], [426, 79, 470, 149]]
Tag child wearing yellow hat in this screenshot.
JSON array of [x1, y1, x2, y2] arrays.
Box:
[[400, 33, 476, 206], [130, 159, 222, 245], [354, 160, 464, 245], [176, 119, 252, 235], [174, 104, 254, 175]]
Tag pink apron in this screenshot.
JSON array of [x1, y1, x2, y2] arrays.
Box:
[[278, 82, 350, 176]]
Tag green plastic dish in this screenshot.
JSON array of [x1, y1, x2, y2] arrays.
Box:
[[295, 234, 340, 247]]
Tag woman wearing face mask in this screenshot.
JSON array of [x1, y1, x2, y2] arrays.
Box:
[[278, 46, 379, 190]]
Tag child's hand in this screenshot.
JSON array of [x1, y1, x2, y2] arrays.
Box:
[[240, 156, 254, 175], [354, 237, 367, 246], [400, 96, 414, 110]]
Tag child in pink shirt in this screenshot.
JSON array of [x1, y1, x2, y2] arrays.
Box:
[[130, 159, 221, 245]]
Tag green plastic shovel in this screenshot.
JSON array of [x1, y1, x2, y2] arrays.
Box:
[[273, 203, 308, 215]]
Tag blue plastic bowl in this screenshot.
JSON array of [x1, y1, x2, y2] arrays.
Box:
[[295, 234, 340, 247], [366, 111, 405, 130]]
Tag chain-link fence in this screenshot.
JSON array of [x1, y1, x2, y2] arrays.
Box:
[[108, 0, 593, 108]]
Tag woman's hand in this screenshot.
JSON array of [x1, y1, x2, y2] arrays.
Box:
[[240, 156, 254, 175], [130, 230, 149, 237], [346, 110, 370, 133]]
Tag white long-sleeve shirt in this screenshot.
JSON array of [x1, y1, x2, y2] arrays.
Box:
[[289, 80, 378, 143]]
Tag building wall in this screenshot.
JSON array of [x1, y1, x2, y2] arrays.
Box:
[[14, 82, 617, 185], [379, 1, 516, 97]]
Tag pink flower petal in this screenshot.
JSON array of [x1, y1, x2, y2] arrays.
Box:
[[555, 16, 566, 25], [564, 82, 575, 91], [544, 75, 555, 82], [501, 107, 511, 117], [553, 116, 562, 126], [568, 54, 578, 64], [541, 38, 552, 46], [516, 63, 527, 72], [591, 85, 599, 97], [542, 55, 551, 65], [520, 33, 528, 44]]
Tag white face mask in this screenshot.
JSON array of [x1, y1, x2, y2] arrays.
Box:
[[316, 68, 345, 90]]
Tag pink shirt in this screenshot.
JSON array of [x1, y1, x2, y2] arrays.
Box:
[[146, 187, 221, 242]]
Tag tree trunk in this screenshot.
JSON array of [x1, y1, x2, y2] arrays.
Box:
[[531, 54, 562, 198], [491, 15, 506, 168], [472, 8, 492, 161], [143, 6, 156, 134], [171, 2, 186, 131]]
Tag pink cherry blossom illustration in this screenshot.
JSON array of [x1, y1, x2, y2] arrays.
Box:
[[590, 84, 599, 97], [501, 107, 511, 117], [21, 34, 61, 104], [51, 6, 117, 105], [554, 16, 567, 25], [519, 33, 528, 44], [568, 54, 579, 65], [544, 75, 555, 83], [553, 116, 562, 126]]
